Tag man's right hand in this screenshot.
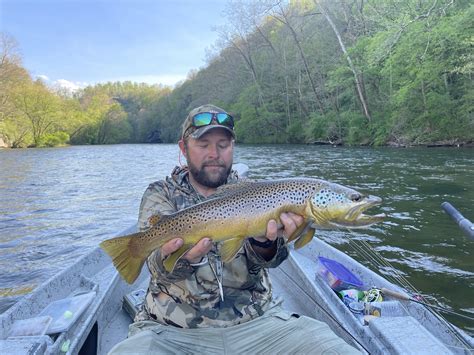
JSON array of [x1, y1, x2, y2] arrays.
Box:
[[161, 238, 213, 264]]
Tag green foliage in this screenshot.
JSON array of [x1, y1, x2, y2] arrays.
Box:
[[0, 118, 32, 147], [37, 131, 69, 147], [97, 105, 132, 144], [307, 111, 349, 145], [371, 113, 391, 146], [232, 86, 266, 143], [1, 1, 472, 148], [286, 121, 305, 143], [345, 112, 370, 145], [70, 124, 98, 145]]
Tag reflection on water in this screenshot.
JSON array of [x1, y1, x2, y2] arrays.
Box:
[[0, 144, 473, 332]]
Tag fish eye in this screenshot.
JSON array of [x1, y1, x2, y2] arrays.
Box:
[[351, 193, 362, 202]]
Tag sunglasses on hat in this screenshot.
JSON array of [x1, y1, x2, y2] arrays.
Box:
[[192, 112, 234, 129]]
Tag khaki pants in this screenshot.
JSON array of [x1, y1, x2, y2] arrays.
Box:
[[108, 307, 361, 355]]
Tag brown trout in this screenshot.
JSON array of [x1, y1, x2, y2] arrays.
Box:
[[100, 178, 385, 283]]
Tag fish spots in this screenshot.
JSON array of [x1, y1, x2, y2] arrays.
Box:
[[152, 178, 345, 240], [312, 188, 349, 208]]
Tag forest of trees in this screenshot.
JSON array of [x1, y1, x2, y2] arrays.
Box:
[[0, 0, 472, 148]]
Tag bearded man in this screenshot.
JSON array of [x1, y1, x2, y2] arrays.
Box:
[[109, 104, 359, 354]]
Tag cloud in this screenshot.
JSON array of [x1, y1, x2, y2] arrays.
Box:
[[38, 73, 185, 95], [36, 74, 50, 81], [53, 79, 87, 93], [103, 74, 186, 87], [35, 75, 87, 94]]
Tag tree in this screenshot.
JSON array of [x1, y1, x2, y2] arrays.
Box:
[[2, 2, 471, 148], [0, 33, 30, 123], [11, 80, 62, 146], [268, 1, 326, 115], [216, 1, 270, 109], [316, 0, 372, 123]]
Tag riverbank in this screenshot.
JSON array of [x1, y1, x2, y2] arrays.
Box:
[[386, 140, 474, 148], [1, 139, 473, 149]]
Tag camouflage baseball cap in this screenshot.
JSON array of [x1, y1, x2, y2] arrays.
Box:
[[181, 104, 235, 139]]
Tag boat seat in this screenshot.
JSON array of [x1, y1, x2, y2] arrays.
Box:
[[368, 316, 452, 354]]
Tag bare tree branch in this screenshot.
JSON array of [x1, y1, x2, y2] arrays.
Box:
[[316, 0, 371, 122]]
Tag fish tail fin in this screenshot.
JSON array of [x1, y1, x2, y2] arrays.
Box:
[[100, 232, 148, 284]]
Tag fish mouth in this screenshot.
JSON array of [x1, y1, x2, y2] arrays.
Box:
[[331, 195, 385, 229]]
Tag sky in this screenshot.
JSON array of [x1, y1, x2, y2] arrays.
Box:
[[0, 0, 229, 90]]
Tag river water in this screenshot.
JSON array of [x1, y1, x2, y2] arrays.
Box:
[[0, 144, 473, 333]]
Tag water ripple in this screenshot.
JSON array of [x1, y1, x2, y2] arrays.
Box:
[[1, 144, 473, 332]]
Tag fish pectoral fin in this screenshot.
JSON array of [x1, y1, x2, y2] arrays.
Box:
[[293, 227, 316, 249], [163, 245, 191, 272], [287, 220, 310, 243], [220, 238, 245, 263]]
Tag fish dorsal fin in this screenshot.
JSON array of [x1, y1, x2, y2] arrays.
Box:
[[163, 245, 191, 272], [220, 237, 245, 263], [148, 214, 162, 226]]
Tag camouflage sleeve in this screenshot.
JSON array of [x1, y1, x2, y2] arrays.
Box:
[[138, 182, 195, 281], [138, 182, 176, 231], [243, 236, 289, 269]]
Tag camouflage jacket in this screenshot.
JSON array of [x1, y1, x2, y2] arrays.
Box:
[[136, 166, 289, 328]]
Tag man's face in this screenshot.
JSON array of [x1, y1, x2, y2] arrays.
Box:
[[181, 129, 234, 188]]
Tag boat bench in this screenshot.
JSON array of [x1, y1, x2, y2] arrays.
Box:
[[369, 316, 451, 354]]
